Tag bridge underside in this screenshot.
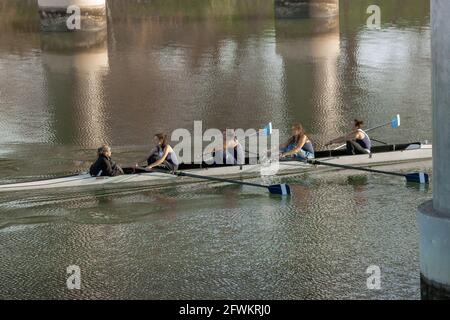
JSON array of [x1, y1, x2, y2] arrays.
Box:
[[38, 0, 106, 32], [275, 0, 339, 19]]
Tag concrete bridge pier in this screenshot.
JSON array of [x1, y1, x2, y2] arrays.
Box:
[[275, 0, 339, 19], [38, 0, 107, 32], [418, 0, 450, 299]]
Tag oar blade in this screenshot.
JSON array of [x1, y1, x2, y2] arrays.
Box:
[[262, 122, 273, 136], [405, 172, 429, 184], [391, 114, 401, 129], [268, 184, 291, 195]]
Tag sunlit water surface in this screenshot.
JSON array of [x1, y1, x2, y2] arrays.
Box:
[[0, 0, 432, 299]]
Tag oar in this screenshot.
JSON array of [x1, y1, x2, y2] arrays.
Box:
[[370, 138, 388, 145], [174, 171, 291, 195], [365, 114, 401, 132], [283, 158, 429, 184], [334, 114, 401, 150], [244, 122, 273, 138], [261, 122, 273, 136], [136, 166, 290, 195]]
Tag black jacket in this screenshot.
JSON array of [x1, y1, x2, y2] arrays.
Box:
[[89, 155, 123, 177]]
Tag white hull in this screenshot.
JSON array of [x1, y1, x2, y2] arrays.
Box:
[[0, 144, 432, 193]]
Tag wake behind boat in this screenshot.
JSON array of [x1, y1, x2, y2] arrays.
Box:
[[0, 142, 432, 193]]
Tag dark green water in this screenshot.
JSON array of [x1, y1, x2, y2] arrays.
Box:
[[0, 0, 432, 299]]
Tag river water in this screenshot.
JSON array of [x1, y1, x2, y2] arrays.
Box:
[[0, 0, 432, 299]]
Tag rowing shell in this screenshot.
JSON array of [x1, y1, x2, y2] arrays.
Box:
[[0, 142, 432, 193]]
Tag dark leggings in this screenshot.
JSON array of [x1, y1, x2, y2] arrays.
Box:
[[147, 155, 178, 172], [346, 140, 370, 155]]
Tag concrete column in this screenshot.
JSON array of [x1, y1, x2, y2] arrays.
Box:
[[38, 0, 107, 32], [275, 0, 339, 19], [418, 0, 450, 299]]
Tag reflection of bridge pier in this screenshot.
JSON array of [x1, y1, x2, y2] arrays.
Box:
[[41, 30, 110, 146], [275, 16, 341, 144], [275, 0, 339, 19]]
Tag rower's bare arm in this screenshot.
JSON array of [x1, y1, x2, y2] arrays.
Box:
[[146, 146, 171, 170], [327, 131, 357, 145], [137, 148, 155, 167], [282, 136, 306, 157], [355, 131, 365, 140], [326, 136, 344, 145]]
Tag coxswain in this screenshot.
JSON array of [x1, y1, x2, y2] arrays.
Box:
[[90, 144, 124, 177]]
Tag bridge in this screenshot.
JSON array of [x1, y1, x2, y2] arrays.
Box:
[[38, 0, 106, 32], [36, 0, 450, 299], [37, 0, 341, 31], [275, 0, 339, 18]]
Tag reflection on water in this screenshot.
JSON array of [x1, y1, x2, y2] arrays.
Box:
[[0, 165, 432, 299], [0, 0, 432, 299], [41, 31, 110, 145], [275, 16, 342, 145], [0, 0, 432, 148]]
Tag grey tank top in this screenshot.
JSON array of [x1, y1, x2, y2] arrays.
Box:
[[157, 145, 179, 165]]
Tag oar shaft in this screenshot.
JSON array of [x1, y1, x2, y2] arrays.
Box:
[[333, 122, 390, 150], [365, 121, 391, 133], [176, 171, 267, 188], [370, 138, 388, 145], [310, 160, 405, 178], [332, 117, 396, 150]]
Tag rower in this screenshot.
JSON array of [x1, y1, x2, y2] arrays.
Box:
[[90, 144, 124, 177], [141, 133, 179, 172], [326, 119, 372, 155], [280, 123, 315, 160], [212, 129, 245, 165]]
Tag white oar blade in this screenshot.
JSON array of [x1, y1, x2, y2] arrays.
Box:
[[391, 114, 401, 129]]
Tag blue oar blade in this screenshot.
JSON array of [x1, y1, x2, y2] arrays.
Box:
[[262, 122, 273, 136], [268, 184, 291, 195], [405, 172, 429, 184], [391, 114, 401, 129]]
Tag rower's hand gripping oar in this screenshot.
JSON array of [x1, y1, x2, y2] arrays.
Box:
[[174, 171, 291, 195], [333, 114, 401, 150], [197, 122, 273, 161], [303, 159, 429, 184]]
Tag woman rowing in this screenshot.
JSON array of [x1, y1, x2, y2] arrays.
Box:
[[90, 144, 124, 177], [212, 129, 245, 165], [326, 119, 372, 155], [280, 123, 315, 159], [141, 133, 179, 172]]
